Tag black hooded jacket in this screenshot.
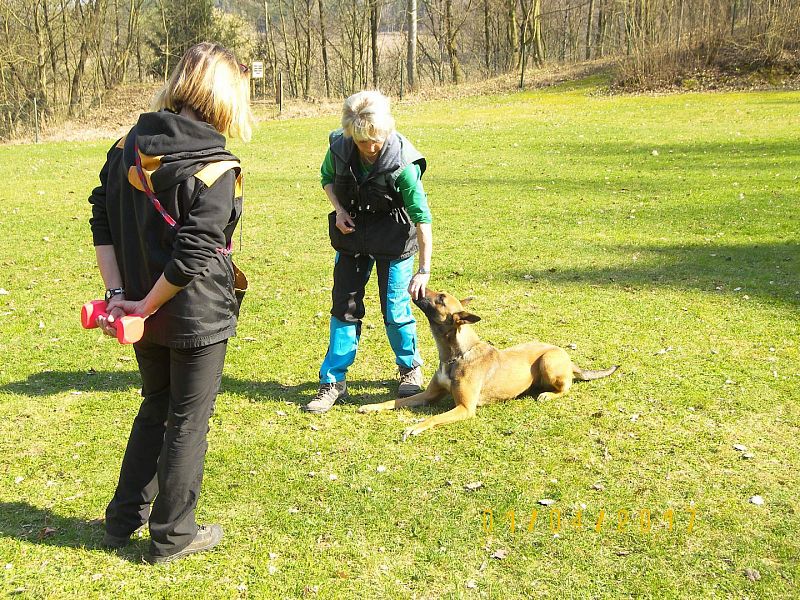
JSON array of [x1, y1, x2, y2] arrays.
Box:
[[89, 110, 243, 348]]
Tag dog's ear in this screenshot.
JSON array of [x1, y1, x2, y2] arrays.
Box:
[[459, 296, 476, 306], [454, 311, 481, 325]]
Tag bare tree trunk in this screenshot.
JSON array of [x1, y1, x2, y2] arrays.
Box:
[[585, 0, 596, 59], [318, 0, 331, 97], [299, 0, 312, 97], [507, 0, 518, 69], [264, 0, 279, 93], [33, 1, 49, 113], [113, 0, 120, 58], [532, 0, 544, 65], [370, 0, 379, 88], [519, 0, 529, 88], [406, 0, 418, 90], [117, 0, 140, 85], [277, 0, 297, 96], [136, 13, 142, 82], [59, 0, 71, 91], [520, 0, 543, 88], [69, 1, 95, 116], [155, 0, 169, 81], [444, 0, 461, 83], [483, 0, 490, 73], [288, 0, 306, 96], [594, 0, 604, 57], [42, 0, 59, 107]]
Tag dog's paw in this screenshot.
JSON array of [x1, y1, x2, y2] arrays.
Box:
[[401, 425, 424, 441], [536, 392, 554, 402], [358, 404, 382, 414]]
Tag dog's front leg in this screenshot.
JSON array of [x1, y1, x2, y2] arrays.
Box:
[[402, 382, 479, 440], [358, 379, 447, 414]]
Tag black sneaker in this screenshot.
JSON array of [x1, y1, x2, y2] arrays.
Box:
[[101, 524, 145, 549], [101, 531, 131, 549], [398, 365, 424, 397], [145, 524, 223, 564], [303, 381, 348, 413]]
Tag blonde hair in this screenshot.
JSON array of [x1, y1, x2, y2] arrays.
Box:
[[341, 90, 395, 142], [151, 42, 254, 142]]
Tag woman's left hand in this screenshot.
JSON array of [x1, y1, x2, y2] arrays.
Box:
[[408, 272, 430, 300], [96, 298, 128, 338]]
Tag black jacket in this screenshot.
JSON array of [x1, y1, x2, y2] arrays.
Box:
[[89, 110, 243, 348]]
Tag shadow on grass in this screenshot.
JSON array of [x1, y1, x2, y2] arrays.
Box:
[[0, 501, 146, 562], [502, 241, 799, 307], [0, 370, 406, 407]]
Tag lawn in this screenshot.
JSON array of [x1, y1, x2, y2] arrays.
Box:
[[0, 80, 798, 598]]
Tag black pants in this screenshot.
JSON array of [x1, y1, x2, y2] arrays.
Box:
[[104, 338, 227, 557]]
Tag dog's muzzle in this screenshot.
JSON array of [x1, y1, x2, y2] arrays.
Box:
[[413, 296, 430, 309]]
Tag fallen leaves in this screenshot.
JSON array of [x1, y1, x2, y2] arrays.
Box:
[[463, 481, 483, 492]]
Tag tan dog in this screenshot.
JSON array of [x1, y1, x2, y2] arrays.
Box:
[[359, 289, 619, 439]]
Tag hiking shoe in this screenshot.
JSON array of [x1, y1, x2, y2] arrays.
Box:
[[398, 365, 424, 397], [101, 531, 131, 549], [303, 381, 348, 413], [145, 524, 223, 564]]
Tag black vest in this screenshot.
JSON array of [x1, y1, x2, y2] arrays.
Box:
[[327, 130, 426, 260]]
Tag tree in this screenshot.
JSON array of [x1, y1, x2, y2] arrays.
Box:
[[407, 0, 418, 90]]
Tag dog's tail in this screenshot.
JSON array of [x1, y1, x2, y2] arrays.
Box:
[[572, 363, 619, 381]]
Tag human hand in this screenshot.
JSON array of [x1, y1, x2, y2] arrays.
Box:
[[408, 272, 430, 300], [96, 295, 128, 337], [335, 210, 355, 234], [96, 298, 148, 337]]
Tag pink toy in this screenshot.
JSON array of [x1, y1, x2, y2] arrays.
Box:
[[80, 300, 144, 344]]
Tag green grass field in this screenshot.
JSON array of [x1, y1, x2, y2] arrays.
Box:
[[0, 80, 798, 598]]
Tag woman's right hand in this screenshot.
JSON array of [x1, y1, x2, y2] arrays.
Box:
[[335, 210, 356, 234], [96, 296, 147, 337], [96, 297, 130, 338]]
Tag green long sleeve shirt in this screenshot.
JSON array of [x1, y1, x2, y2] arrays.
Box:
[[320, 149, 432, 224]]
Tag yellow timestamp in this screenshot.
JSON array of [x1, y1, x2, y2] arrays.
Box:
[[481, 506, 697, 535]]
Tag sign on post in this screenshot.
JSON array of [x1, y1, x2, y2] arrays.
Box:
[[251, 61, 264, 79]]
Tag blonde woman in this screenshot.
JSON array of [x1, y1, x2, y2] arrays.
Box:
[[88, 42, 253, 563], [305, 90, 433, 413]]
